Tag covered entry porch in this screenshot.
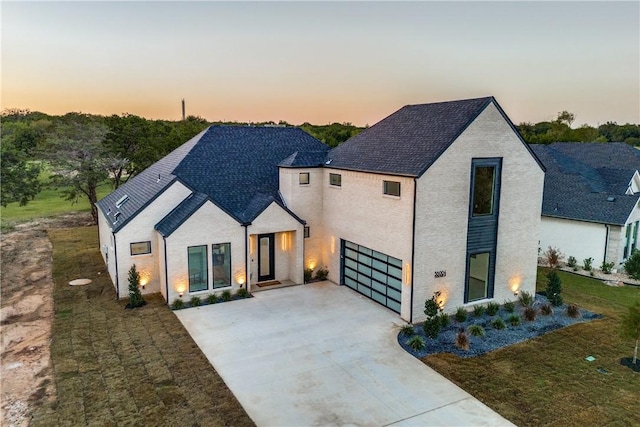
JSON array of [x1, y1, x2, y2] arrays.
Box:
[[247, 230, 303, 291]]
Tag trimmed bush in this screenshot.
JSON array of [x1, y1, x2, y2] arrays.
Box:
[[171, 298, 185, 310], [468, 324, 486, 337], [491, 318, 506, 330], [455, 307, 468, 323], [486, 302, 500, 316], [190, 296, 201, 307], [422, 317, 441, 339], [473, 305, 486, 317], [546, 269, 563, 307], [507, 314, 522, 326], [518, 291, 534, 307], [407, 336, 425, 351], [524, 306, 537, 321], [236, 288, 250, 298], [221, 290, 232, 302], [540, 304, 553, 316], [315, 267, 329, 281], [304, 268, 313, 283], [503, 301, 515, 313], [583, 257, 594, 272], [567, 304, 580, 318], [625, 250, 640, 280], [456, 331, 469, 351], [601, 261, 615, 274], [567, 256, 577, 268], [400, 324, 415, 337], [206, 294, 218, 304]]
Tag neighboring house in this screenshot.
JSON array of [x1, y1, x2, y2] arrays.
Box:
[[531, 142, 640, 270], [97, 96, 544, 322]]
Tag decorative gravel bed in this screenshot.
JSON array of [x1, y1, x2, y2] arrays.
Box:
[[398, 294, 602, 359]]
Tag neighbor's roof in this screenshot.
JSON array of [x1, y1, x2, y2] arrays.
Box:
[[325, 96, 542, 177], [531, 143, 640, 225], [98, 126, 329, 234]]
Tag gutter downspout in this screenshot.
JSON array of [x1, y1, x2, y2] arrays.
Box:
[[603, 224, 610, 265], [409, 179, 417, 324], [113, 232, 119, 300], [243, 223, 251, 292], [163, 236, 169, 304]]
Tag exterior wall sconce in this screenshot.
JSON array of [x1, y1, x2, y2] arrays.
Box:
[[514, 289, 519, 296]]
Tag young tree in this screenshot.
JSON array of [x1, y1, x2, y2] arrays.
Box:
[[127, 264, 145, 308], [545, 269, 563, 306], [620, 300, 640, 365], [0, 142, 41, 207]]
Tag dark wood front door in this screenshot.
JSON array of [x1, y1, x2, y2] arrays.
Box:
[[258, 233, 275, 282]]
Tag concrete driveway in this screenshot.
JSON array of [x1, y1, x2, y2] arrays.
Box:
[[175, 282, 513, 426]]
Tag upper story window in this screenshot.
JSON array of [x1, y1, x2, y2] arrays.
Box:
[[329, 173, 342, 187], [472, 165, 497, 216], [130, 241, 151, 256], [304, 226, 310, 238], [383, 180, 401, 197], [299, 172, 310, 185]]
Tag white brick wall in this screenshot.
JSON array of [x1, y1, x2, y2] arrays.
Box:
[[413, 102, 544, 322]]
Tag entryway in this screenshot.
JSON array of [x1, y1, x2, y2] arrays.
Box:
[[257, 233, 275, 281]]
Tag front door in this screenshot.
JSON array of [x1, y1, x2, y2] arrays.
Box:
[[258, 233, 275, 282]]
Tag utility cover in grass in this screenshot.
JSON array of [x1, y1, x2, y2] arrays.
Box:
[[398, 294, 602, 358]]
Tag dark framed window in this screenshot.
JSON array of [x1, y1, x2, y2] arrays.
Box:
[[188, 245, 208, 292], [130, 241, 151, 255], [472, 165, 496, 216], [299, 172, 310, 185], [329, 173, 342, 187], [304, 226, 310, 238], [212, 243, 231, 289], [383, 181, 401, 197], [466, 252, 491, 302]]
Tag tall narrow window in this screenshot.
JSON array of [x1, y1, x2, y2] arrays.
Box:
[[625, 224, 631, 258], [383, 181, 401, 197], [299, 172, 310, 185], [633, 221, 639, 252], [188, 246, 208, 292], [329, 173, 342, 187], [467, 252, 490, 301], [472, 166, 496, 216], [212, 243, 231, 289], [304, 226, 310, 238]]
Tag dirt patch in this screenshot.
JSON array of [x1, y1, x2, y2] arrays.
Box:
[[1, 212, 92, 427]]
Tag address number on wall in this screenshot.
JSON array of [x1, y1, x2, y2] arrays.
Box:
[[434, 270, 447, 278]]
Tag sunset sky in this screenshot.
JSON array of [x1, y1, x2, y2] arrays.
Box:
[[2, 1, 639, 127]]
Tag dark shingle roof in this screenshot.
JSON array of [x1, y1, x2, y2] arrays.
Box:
[[326, 96, 527, 176], [97, 126, 328, 234], [531, 143, 640, 225], [278, 151, 328, 168]]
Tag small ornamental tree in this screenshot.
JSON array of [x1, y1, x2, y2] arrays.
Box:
[[423, 291, 442, 338], [545, 269, 563, 306], [543, 246, 564, 269], [624, 249, 640, 280], [620, 300, 640, 365], [127, 264, 145, 308]]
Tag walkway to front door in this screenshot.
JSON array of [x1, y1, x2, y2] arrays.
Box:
[[175, 282, 514, 426]]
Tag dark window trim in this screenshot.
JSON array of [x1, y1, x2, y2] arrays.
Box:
[[303, 226, 310, 238], [130, 241, 151, 256], [188, 245, 208, 293], [329, 173, 342, 187], [299, 172, 310, 185], [383, 180, 401, 197], [212, 242, 232, 289], [470, 160, 500, 217], [464, 250, 496, 303]]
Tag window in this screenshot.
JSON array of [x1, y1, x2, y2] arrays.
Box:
[[304, 226, 310, 238], [130, 241, 151, 255], [299, 172, 310, 185], [383, 181, 401, 197], [212, 243, 231, 289], [625, 224, 632, 258], [188, 246, 208, 292], [329, 173, 342, 187], [467, 252, 490, 302], [472, 166, 496, 216]]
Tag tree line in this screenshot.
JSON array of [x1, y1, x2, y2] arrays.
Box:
[[2, 108, 638, 224]]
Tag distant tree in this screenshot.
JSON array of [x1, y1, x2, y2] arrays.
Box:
[[103, 113, 152, 188], [556, 111, 575, 128], [620, 299, 640, 365], [0, 142, 41, 207]]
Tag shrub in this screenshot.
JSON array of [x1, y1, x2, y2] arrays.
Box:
[[315, 267, 329, 281], [583, 257, 594, 271], [439, 313, 451, 328], [567, 256, 577, 268], [221, 290, 232, 302], [454, 307, 468, 323], [189, 296, 201, 307], [625, 249, 640, 280], [540, 304, 553, 316], [171, 298, 185, 310], [206, 294, 218, 304], [400, 324, 415, 337], [456, 330, 469, 351], [524, 306, 537, 321], [468, 324, 486, 337], [503, 301, 515, 313], [567, 304, 580, 318], [491, 318, 506, 330], [127, 264, 145, 308], [424, 291, 442, 318], [601, 261, 615, 274], [620, 300, 640, 365], [507, 314, 521, 326], [236, 288, 250, 298], [545, 269, 563, 307], [304, 268, 313, 283], [486, 302, 500, 316], [422, 317, 441, 338], [543, 246, 564, 269], [407, 336, 425, 351], [473, 305, 486, 317], [518, 291, 534, 307]]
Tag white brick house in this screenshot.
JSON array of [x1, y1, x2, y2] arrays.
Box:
[[97, 97, 544, 322]]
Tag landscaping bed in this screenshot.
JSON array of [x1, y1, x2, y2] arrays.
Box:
[[398, 294, 602, 359]]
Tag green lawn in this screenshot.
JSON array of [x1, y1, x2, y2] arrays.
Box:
[[423, 268, 640, 426], [31, 226, 254, 426]]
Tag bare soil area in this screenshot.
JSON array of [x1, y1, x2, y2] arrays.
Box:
[[1, 212, 93, 427]]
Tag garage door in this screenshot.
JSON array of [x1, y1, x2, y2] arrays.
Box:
[[341, 240, 402, 313]]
